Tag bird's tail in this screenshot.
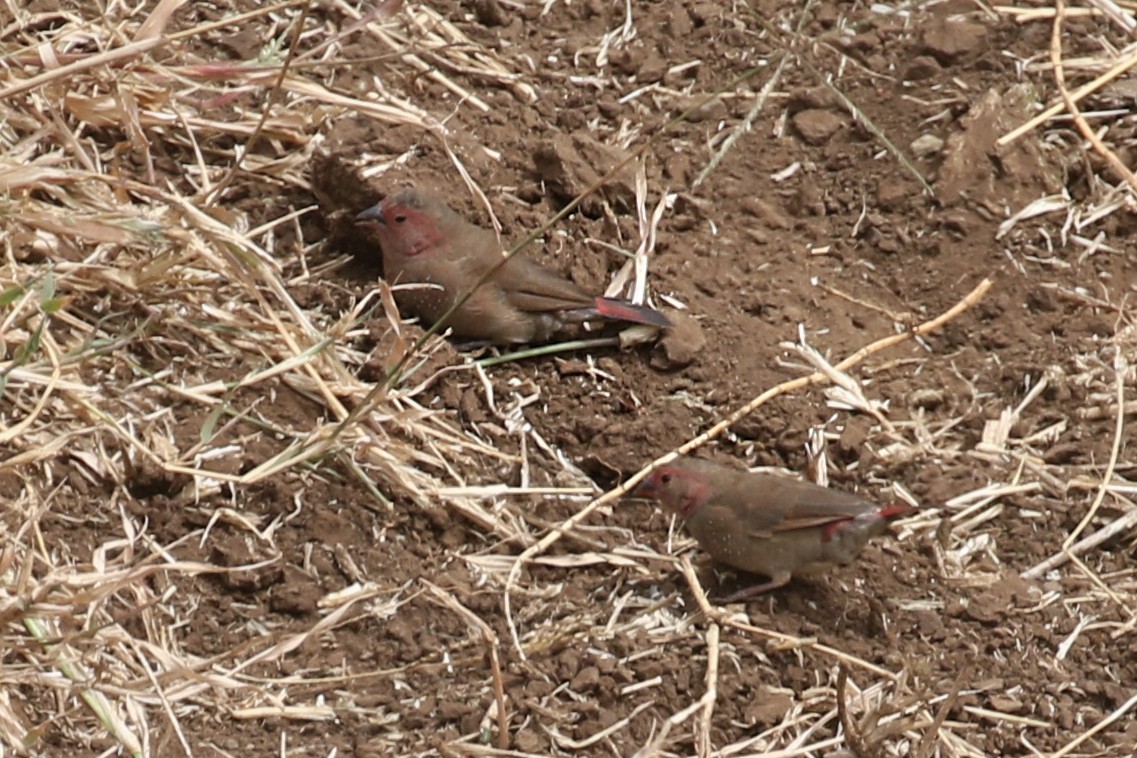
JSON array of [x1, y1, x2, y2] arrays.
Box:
[[593, 297, 672, 329], [878, 503, 919, 520], [830, 501, 918, 542]]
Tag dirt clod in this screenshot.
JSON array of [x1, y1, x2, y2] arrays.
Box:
[[651, 311, 706, 369]]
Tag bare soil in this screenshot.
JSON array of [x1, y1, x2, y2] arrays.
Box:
[[12, 1, 1137, 756]]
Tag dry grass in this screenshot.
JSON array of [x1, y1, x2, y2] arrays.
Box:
[[2, 0, 1137, 756], [0, 2, 523, 754]]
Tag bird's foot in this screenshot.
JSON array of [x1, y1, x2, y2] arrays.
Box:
[[453, 339, 495, 353]]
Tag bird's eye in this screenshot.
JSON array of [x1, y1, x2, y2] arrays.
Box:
[[660, 473, 672, 485], [394, 214, 407, 224]]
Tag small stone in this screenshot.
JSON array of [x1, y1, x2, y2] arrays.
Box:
[[667, 6, 693, 36], [514, 730, 540, 752], [989, 695, 1024, 714], [571, 665, 601, 691], [677, 95, 727, 123], [437, 701, 474, 722], [911, 134, 944, 158], [903, 55, 941, 81], [792, 109, 846, 146], [740, 197, 792, 229], [473, 0, 507, 26], [922, 19, 989, 64], [877, 177, 915, 212], [908, 388, 945, 410], [637, 52, 668, 84]]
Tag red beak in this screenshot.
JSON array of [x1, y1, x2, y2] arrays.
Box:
[[629, 476, 657, 498]]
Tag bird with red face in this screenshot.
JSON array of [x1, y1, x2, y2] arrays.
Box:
[[356, 188, 670, 344], [632, 456, 915, 602]]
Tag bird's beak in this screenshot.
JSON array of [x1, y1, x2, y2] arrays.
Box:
[[355, 204, 385, 226], [628, 477, 655, 499]]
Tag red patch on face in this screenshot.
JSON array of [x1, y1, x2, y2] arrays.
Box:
[[680, 473, 711, 519], [378, 204, 441, 257]]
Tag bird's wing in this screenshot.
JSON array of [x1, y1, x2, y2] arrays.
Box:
[[726, 476, 872, 535], [495, 257, 594, 312], [767, 497, 869, 533], [451, 230, 590, 312]]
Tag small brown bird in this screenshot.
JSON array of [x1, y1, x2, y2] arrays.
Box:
[[355, 188, 671, 344], [631, 457, 915, 602]]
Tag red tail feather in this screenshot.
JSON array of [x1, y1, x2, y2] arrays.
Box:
[[878, 503, 918, 519], [593, 297, 672, 328]]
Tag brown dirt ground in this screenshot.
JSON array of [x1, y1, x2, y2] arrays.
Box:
[[10, 0, 1137, 756]]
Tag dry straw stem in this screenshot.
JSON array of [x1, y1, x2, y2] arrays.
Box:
[[695, 620, 720, 758], [694, 50, 788, 189], [819, 282, 912, 324], [998, 3, 1137, 146], [206, 0, 313, 202], [734, 0, 933, 195], [21, 618, 145, 758], [1050, 692, 1137, 758], [625, 580, 723, 756], [1089, 0, 1137, 34], [1002, 0, 1137, 35], [607, 163, 665, 306], [334, 0, 523, 111], [679, 555, 892, 680], [1022, 328, 1130, 581], [1062, 349, 1126, 547], [1049, 0, 1137, 193], [1022, 508, 1137, 580], [997, 5, 1104, 23], [914, 668, 968, 758], [504, 278, 994, 660], [1, 2, 566, 750], [0, 37, 165, 99], [423, 580, 509, 750]]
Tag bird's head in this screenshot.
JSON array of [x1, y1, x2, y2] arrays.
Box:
[[356, 188, 450, 259], [631, 463, 709, 519]]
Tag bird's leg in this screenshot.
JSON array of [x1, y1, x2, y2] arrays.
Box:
[[452, 339, 495, 352], [717, 571, 792, 604]]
